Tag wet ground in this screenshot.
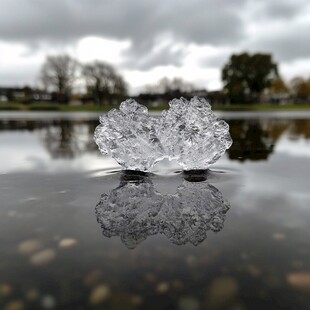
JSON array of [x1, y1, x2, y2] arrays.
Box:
[[0, 111, 310, 309]]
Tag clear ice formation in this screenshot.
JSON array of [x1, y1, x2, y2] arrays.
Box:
[[159, 97, 233, 170], [94, 99, 165, 171], [94, 96, 232, 171], [95, 174, 230, 249]]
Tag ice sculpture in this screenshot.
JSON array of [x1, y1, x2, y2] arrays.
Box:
[[158, 97, 232, 170], [94, 97, 232, 171], [94, 99, 165, 171], [95, 172, 230, 248]]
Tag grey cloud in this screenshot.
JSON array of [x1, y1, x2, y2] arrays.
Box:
[[0, 67, 39, 86], [124, 47, 186, 70], [0, 0, 309, 74], [255, 0, 308, 19], [199, 0, 310, 69], [267, 2, 302, 19], [0, 0, 246, 44], [250, 23, 310, 62], [199, 52, 232, 69], [0, 1, 161, 46], [0, 0, 247, 69]]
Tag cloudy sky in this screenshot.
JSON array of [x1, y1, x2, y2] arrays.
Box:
[[0, 0, 309, 94]]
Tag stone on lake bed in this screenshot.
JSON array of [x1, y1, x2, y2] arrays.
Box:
[[272, 233, 286, 241], [245, 265, 261, 277], [84, 270, 104, 287], [130, 295, 143, 305], [58, 238, 77, 248], [156, 282, 170, 294], [178, 297, 200, 310], [287, 272, 310, 291], [41, 295, 56, 309], [89, 285, 110, 305], [4, 300, 24, 310], [25, 289, 40, 301], [18, 239, 43, 255], [0, 283, 13, 297], [207, 277, 239, 309], [30, 249, 56, 266]]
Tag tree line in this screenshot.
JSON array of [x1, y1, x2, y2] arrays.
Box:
[[27, 52, 310, 105], [40, 55, 127, 104], [139, 52, 310, 105]]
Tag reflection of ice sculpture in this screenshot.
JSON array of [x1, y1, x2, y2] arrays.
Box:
[[94, 97, 232, 171], [95, 173, 230, 248]]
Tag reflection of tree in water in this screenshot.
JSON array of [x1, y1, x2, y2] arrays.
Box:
[[42, 121, 77, 158], [227, 120, 275, 161], [0, 119, 99, 156], [1, 118, 309, 160], [41, 120, 99, 159], [289, 120, 310, 140], [0, 120, 41, 131], [0, 119, 99, 159], [265, 120, 290, 142], [85, 121, 99, 152]]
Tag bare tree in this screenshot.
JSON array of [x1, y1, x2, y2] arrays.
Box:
[[170, 77, 195, 93], [145, 77, 195, 95], [82, 61, 127, 105], [40, 54, 79, 102]]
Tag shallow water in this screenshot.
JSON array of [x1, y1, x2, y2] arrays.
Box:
[[0, 112, 310, 309]]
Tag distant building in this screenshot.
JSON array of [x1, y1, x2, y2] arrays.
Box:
[[135, 89, 229, 107], [135, 93, 164, 107], [206, 90, 229, 105], [32, 90, 52, 101], [186, 89, 229, 105], [0, 87, 52, 103], [186, 89, 208, 98], [0, 95, 8, 102], [261, 88, 292, 105], [0, 87, 27, 102]]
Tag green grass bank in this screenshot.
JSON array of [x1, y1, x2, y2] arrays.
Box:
[[1, 102, 310, 112]]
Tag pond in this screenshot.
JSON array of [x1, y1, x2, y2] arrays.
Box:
[[0, 111, 310, 309]]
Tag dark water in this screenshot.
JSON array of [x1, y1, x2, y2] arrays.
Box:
[[0, 112, 310, 310]]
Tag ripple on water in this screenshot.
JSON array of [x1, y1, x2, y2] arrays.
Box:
[[87, 165, 239, 181]]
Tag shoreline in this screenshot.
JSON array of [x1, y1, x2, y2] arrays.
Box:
[[1, 102, 310, 112]]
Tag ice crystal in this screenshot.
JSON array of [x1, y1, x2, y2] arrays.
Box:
[[94, 99, 165, 171], [94, 97, 232, 171], [158, 97, 232, 170]]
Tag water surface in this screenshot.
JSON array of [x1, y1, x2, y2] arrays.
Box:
[[0, 111, 310, 309]]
